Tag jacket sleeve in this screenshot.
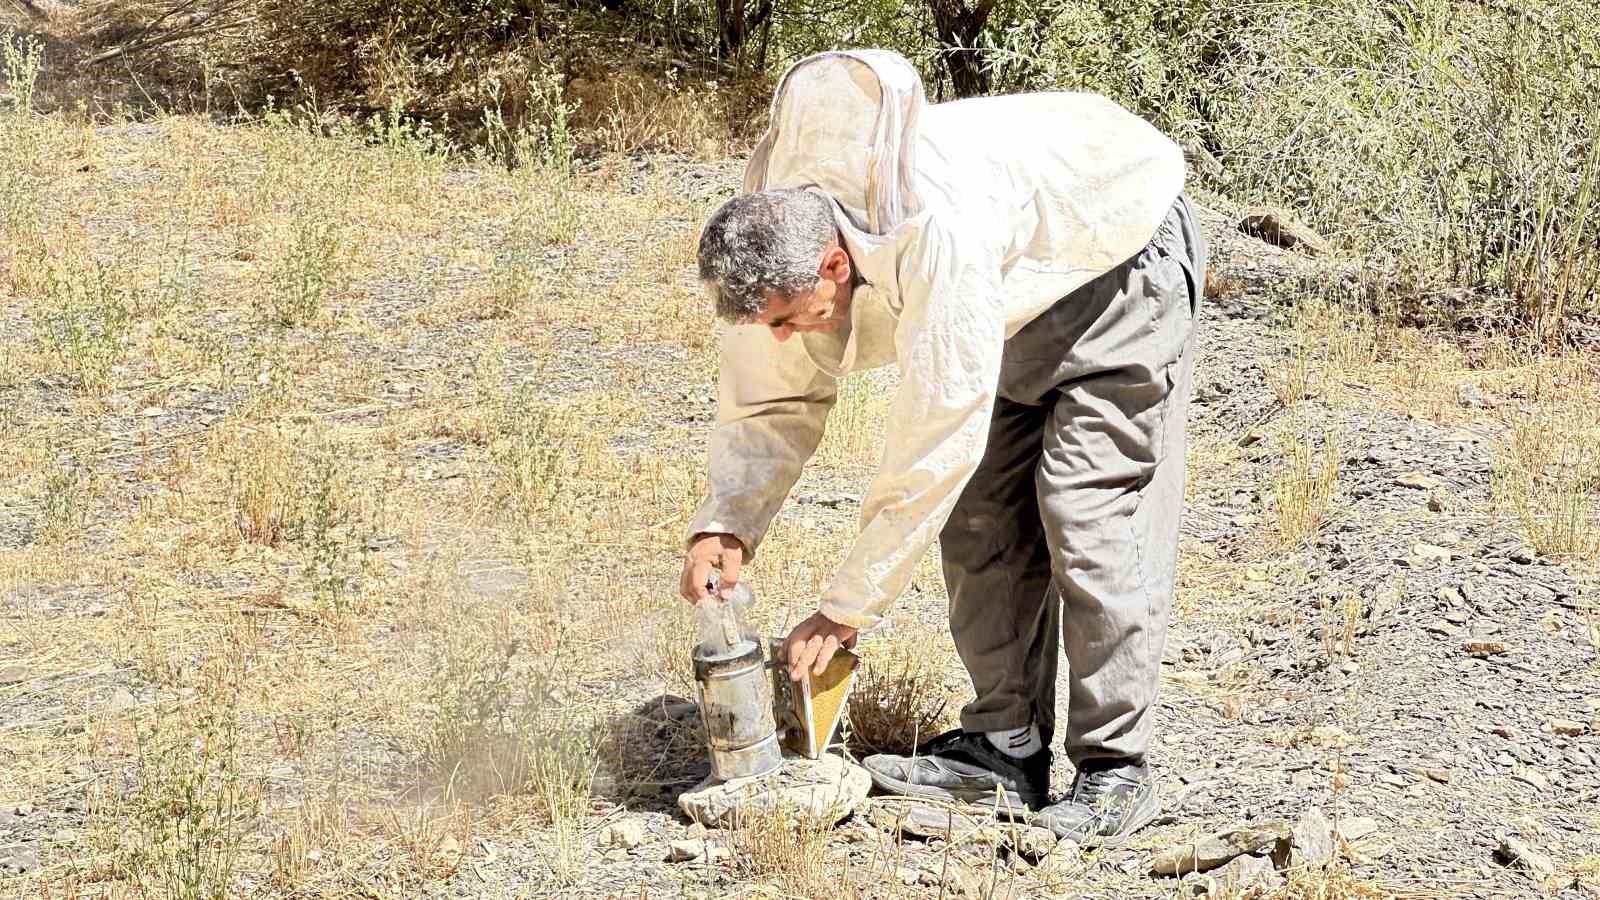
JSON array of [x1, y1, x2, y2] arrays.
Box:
[[820, 221, 1005, 629], [685, 323, 835, 558]]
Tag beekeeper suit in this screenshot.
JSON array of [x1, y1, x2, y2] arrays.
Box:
[[680, 49, 1205, 843]]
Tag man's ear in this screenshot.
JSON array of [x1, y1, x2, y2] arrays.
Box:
[[819, 243, 852, 286]]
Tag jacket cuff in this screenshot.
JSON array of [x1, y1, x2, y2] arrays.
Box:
[[819, 598, 881, 631], [684, 516, 758, 562]]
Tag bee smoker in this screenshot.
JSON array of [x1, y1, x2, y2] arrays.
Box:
[[691, 581, 784, 781]]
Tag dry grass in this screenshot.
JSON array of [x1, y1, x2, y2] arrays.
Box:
[[1491, 382, 1600, 561], [729, 803, 840, 895], [1271, 428, 1342, 548], [846, 629, 957, 756]]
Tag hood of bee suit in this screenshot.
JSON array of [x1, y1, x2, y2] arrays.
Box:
[[741, 50, 926, 236]]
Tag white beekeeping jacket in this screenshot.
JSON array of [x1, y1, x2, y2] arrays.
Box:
[[688, 49, 1186, 629]]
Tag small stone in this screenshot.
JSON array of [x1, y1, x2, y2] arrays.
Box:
[[1150, 822, 1292, 875], [14, 803, 33, 817], [1443, 609, 1470, 626], [1335, 817, 1379, 843], [1465, 640, 1510, 658], [1549, 719, 1589, 737], [51, 829, 77, 843], [1413, 542, 1452, 562], [1396, 472, 1443, 490], [1290, 807, 1336, 869], [1456, 383, 1487, 408], [138, 406, 166, 417], [667, 839, 726, 863], [1496, 836, 1557, 880], [603, 848, 629, 862], [1491, 725, 1520, 739], [1421, 767, 1452, 784], [602, 818, 646, 850], [1292, 770, 1319, 791], [0, 665, 27, 686], [1014, 826, 1058, 862], [108, 688, 137, 710]]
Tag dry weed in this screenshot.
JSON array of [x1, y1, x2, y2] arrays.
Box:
[[730, 802, 840, 895], [1491, 390, 1600, 561], [846, 630, 956, 756], [1271, 428, 1341, 548]]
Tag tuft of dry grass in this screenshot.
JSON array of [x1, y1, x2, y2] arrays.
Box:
[[846, 630, 956, 757], [1491, 382, 1600, 561], [1271, 428, 1341, 548], [730, 802, 840, 896]]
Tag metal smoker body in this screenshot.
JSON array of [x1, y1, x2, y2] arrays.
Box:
[[691, 582, 783, 781], [692, 640, 783, 780]]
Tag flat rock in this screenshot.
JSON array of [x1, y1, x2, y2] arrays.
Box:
[[0, 848, 40, 873], [1289, 807, 1336, 869], [867, 799, 991, 841], [1187, 853, 1285, 894], [0, 664, 27, 686], [1548, 719, 1588, 736], [1464, 640, 1510, 657], [1336, 817, 1380, 843], [1239, 206, 1330, 255], [1395, 472, 1443, 490], [678, 753, 869, 828], [1150, 822, 1291, 875]]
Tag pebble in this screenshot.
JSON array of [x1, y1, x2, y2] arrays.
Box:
[[1548, 719, 1588, 736], [108, 688, 138, 710], [0, 665, 27, 686], [1496, 836, 1557, 880], [1395, 472, 1442, 490], [14, 803, 33, 817], [667, 839, 728, 863]]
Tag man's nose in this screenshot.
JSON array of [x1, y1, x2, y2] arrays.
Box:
[[772, 325, 793, 342]]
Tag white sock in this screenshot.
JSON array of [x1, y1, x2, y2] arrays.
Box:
[[985, 723, 1041, 759]]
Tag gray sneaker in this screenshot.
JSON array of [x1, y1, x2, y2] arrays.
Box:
[[862, 729, 1051, 811], [1035, 758, 1160, 846]]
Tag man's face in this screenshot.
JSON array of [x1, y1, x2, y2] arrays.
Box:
[[750, 243, 854, 343]]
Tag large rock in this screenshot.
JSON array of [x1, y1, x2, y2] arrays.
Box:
[[1239, 206, 1330, 255], [678, 753, 869, 828], [1150, 822, 1292, 876]]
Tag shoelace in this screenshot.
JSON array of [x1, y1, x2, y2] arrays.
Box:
[[1070, 766, 1130, 807]]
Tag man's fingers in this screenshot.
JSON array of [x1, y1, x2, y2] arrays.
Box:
[[813, 634, 840, 675], [686, 558, 711, 602], [717, 544, 742, 595]]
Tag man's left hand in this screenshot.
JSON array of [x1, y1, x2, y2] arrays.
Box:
[[783, 610, 858, 682]]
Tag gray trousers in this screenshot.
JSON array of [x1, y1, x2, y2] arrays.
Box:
[[939, 194, 1204, 767]]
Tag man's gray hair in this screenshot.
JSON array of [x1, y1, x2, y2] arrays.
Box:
[[697, 188, 838, 322]]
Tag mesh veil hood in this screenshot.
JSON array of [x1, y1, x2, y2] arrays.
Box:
[[742, 50, 926, 235]]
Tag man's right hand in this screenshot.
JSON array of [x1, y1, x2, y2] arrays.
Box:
[[680, 533, 746, 603]]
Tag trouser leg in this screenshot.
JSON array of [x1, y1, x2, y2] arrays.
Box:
[[1003, 195, 1205, 766], [939, 398, 1060, 746]]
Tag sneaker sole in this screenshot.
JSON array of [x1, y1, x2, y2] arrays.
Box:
[[865, 767, 1045, 814]]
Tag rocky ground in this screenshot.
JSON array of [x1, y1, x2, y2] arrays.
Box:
[[0, 122, 1596, 899]]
